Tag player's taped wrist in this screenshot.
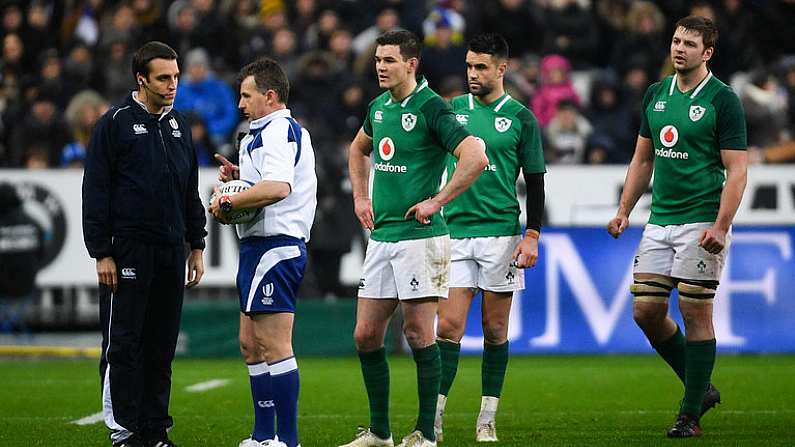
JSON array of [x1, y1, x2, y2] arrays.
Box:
[[525, 229, 540, 240]]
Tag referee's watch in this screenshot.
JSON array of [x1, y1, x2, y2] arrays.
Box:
[[219, 195, 233, 213]]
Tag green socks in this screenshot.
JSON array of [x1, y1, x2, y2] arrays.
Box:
[[413, 344, 441, 441], [358, 348, 391, 440], [651, 325, 687, 383], [438, 339, 461, 396], [681, 339, 716, 416], [482, 341, 509, 398]]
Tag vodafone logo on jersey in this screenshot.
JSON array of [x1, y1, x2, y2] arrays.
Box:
[[659, 125, 679, 148], [378, 137, 395, 161]]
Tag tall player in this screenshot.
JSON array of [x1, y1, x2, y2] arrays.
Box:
[[210, 58, 317, 447], [339, 30, 487, 447], [433, 33, 546, 443], [608, 16, 747, 438]]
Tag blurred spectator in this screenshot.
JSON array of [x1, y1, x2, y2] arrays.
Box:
[[737, 69, 789, 148], [61, 0, 103, 47], [328, 82, 367, 140], [1, 33, 27, 82], [24, 1, 58, 62], [10, 91, 70, 168], [101, 2, 140, 49], [437, 75, 465, 101], [0, 182, 44, 335], [422, 4, 465, 46], [289, 0, 318, 39], [62, 42, 98, 97], [532, 54, 581, 127], [620, 59, 649, 134], [174, 48, 238, 145], [62, 90, 107, 168], [708, 0, 761, 79], [756, 0, 795, 61], [543, 0, 598, 69], [481, 0, 543, 57], [329, 29, 355, 75], [166, 1, 202, 59], [594, 0, 630, 66], [188, 113, 218, 167], [505, 54, 540, 104], [308, 139, 358, 299], [292, 50, 339, 121], [270, 28, 300, 78], [227, 0, 265, 66], [191, 0, 230, 67], [544, 99, 592, 164], [96, 33, 134, 104], [749, 140, 795, 164], [781, 57, 795, 130], [131, 0, 166, 43], [1, 2, 24, 39], [352, 7, 399, 55], [609, 1, 666, 83], [304, 7, 338, 51], [585, 70, 634, 163], [420, 15, 466, 89]]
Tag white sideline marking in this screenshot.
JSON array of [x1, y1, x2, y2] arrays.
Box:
[[71, 411, 103, 425], [185, 379, 230, 393]]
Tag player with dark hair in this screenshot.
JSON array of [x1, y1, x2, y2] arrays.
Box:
[[339, 30, 488, 447], [608, 16, 747, 438], [210, 57, 317, 447], [433, 33, 546, 443], [83, 41, 207, 447]]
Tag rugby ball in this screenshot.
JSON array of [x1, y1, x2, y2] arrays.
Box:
[[212, 180, 258, 224]]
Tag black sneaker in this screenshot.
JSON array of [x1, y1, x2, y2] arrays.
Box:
[[667, 413, 702, 438], [700, 383, 721, 417], [113, 435, 144, 447]]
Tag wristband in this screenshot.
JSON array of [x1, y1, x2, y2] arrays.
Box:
[[526, 229, 540, 240], [219, 195, 233, 213]]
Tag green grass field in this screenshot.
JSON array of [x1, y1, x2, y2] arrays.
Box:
[[1, 355, 794, 446]]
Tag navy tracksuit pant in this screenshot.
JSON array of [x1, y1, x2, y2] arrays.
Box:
[[99, 237, 185, 442]]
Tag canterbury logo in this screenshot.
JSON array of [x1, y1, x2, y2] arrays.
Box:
[[133, 124, 147, 135], [121, 268, 136, 279]]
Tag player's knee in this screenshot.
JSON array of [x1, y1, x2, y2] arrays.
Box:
[[239, 336, 260, 363], [482, 319, 508, 345], [403, 323, 432, 349], [632, 303, 667, 329], [436, 316, 464, 342], [354, 324, 381, 351]]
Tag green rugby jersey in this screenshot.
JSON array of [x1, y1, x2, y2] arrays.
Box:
[[639, 73, 747, 225], [444, 93, 546, 239], [362, 77, 470, 242]]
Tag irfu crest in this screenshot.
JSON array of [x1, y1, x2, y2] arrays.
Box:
[[495, 117, 512, 132], [402, 113, 417, 131], [689, 105, 706, 122]]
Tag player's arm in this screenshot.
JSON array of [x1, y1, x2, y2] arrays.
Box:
[[700, 88, 749, 254], [349, 126, 375, 230], [609, 83, 659, 238], [699, 150, 747, 254], [513, 109, 546, 268], [405, 97, 488, 223], [607, 136, 654, 238], [82, 113, 118, 291]]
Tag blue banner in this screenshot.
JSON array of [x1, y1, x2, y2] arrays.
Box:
[[460, 226, 795, 353]]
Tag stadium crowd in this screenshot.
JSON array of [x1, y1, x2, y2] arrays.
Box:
[[1, 0, 795, 298]]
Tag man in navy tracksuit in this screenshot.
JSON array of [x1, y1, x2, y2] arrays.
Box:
[[82, 42, 207, 447]]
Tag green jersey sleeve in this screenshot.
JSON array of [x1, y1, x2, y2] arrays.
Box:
[[517, 108, 546, 174], [714, 87, 748, 150], [362, 102, 373, 138], [421, 95, 470, 154], [638, 82, 661, 138]]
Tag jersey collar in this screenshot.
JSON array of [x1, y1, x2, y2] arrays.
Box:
[[468, 92, 511, 111], [250, 108, 292, 131], [385, 77, 429, 107], [131, 91, 172, 120], [669, 71, 713, 99]]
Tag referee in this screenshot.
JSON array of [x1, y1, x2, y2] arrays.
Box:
[[82, 41, 207, 447]]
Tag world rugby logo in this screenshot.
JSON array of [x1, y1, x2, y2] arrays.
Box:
[[659, 125, 679, 148], [378, 137, 395, 161]]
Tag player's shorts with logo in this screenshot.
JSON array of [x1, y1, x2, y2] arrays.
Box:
[[358, 235, 451, 300], [450, 235, 524, 292], [237, 235, 307, 314], [634, 222, 730, 282]]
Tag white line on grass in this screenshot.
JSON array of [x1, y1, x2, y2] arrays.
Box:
[[70, 411, 104, 425], [185, 379, 230, 393]]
